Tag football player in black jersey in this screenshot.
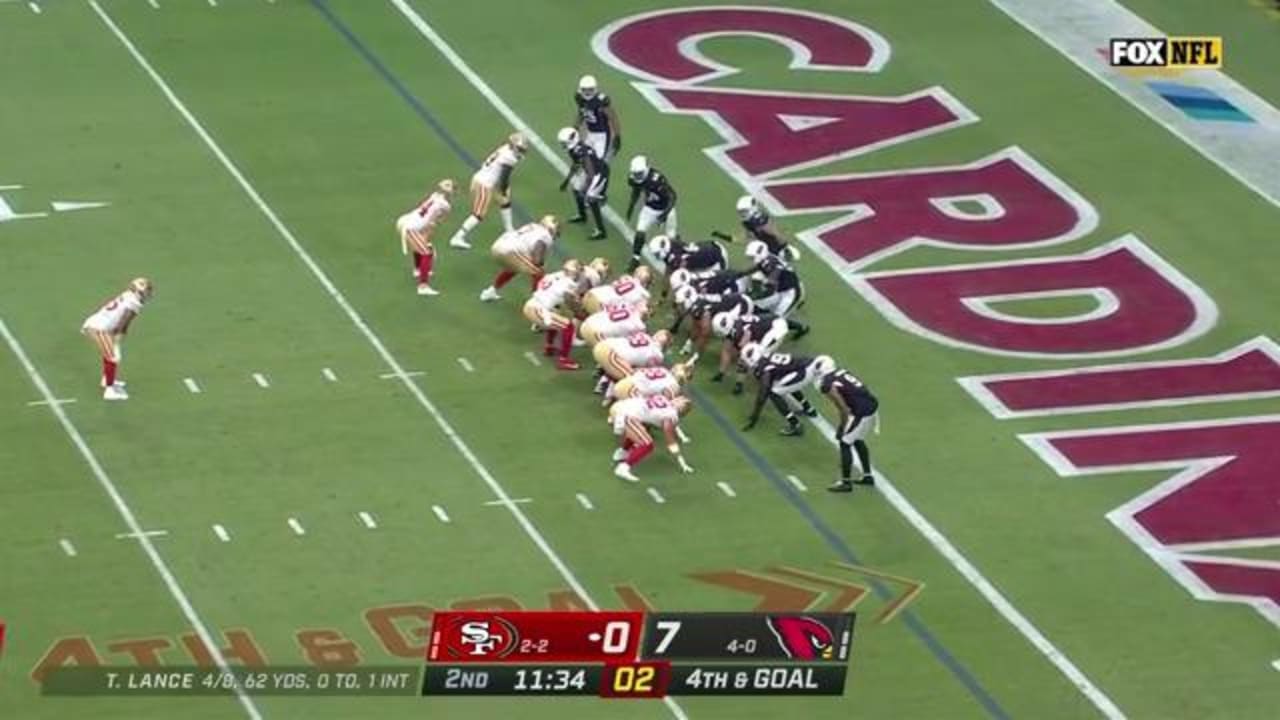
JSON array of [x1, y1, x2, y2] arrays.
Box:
[[625, 156, 679, 271], [736, 195, 799, 260], [648, 235, 729, 278], [574, 75, 622, 162], [818, 366, 880, 492], [739, 346, 825, 436], [710, 310, 789, 395], [557, 127, 609, 240], [745, 240, 810, 338]]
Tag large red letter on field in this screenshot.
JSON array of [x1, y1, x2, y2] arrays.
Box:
[[767, 150, 1094, 268], [648, 86, 969, 176], [596, 7, 887, 83], [864, 237, 1213, 356]]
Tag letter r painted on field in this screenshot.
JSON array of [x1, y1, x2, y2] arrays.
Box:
[[592, 6, 890, 84]]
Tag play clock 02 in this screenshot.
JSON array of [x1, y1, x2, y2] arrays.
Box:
[[422, 664, 602, 696]]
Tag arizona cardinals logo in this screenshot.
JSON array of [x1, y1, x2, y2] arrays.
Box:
[[766, 615, 835, 660]]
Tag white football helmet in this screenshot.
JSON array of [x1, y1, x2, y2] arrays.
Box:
[[745, 240, 769, 264], [673, 284, 698, 310], [812, 355, 837, 378], [735, 195, 759, 220], [628, 155, 649, 182], [740, 343, 765, 369], [578, 74, 598, 99], [668, 268, 692, 289], [711, 312, 736, 338], [647, 234, 672, 260], [557, 127, 580, 149]]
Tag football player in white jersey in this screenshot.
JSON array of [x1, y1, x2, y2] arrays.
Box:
[[592, 330, 672, 381], [608, 394, 694, 481], [395, 178, 454, 296], [448, 132, 529, 250], [81, 278, 153, 400], [606, 363, 691, 403], [480, 215, 559, 302], [583, 266, 652, 314], [522, 259, 585, 371], [579, 301, 649, 346]]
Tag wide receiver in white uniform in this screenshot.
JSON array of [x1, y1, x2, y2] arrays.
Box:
[[522, 259, 585, 371], [81, 278, 153, 400], [608, 394, 694, 481], [480, 215, 559, 302], [395, 178, 454, 296], [449, 132, 529, 250]]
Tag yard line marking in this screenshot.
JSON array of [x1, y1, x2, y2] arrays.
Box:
[[252, 372, 270, 388], [383, 5, 1086, 717], [786, 474, 808, 492], [183, 377, 201, 394], [716, 481, 737, 498], [484, 497, 531, 506], [103, 4, 656, 715], [358, 511, 378, 529], [456, 357, 475, 373], [1272, 658, 1280, 672], [59, 539, 77, 557], [287, 517, 306, 536], [322, 367, 338, 382], [115, 530, 169, 540], [212, 524, 231, 543], [207, 0, 217, 6], [646, 487, 666, 505], [379, 370, 424, 379], [575, 493, 594, 510], [148, 0, 158, 7], [431, 505, 451, 523], [26, 397, 75, 407], [0, 316, 264, 720], [28, 2, 40, 13], [522, 351, 542, 367]]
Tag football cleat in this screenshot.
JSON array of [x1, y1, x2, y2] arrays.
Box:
[[557, 126, 580, 149], [417, 284, 439, 296], [613, 462, 640, 483], [556, 357, 582, 371], [450, 236, 473, 250], [589, 229, 607, 241], [103, 384, 129, 401], [827, 479, 854, 493], [780, 422, 804, 437], [479, 286, 501, 302], [628, 155, 649, 182], [612, 447, 627, 462], [854, 474, 876, 486]]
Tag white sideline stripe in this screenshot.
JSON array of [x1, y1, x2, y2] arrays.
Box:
[[522, 351, 542, 367], [116, 529, 169, 539], [786, 474, 808, 492], [380, 370, 424, 379], [716, 481, 737, 498], [575, 493, 594, 510], [457, 357, 475, 372], [252, 372, 270, 388], [213, 524, 231, 543], [287, 517, 305, 536], [431, 505, 451, 523], [322, 367, 338, 382], [1272, 659, 1280, 673], [28, 2, 40, 13], [148, 0, 158, 8], [0, 315, 263, 720], [207, 0, 217, 6], [184, 377, 201, 394], [358, 511, 378, 529], [646, 487, 666, 505], [485, 497, 531, 506], [59, 539, 77, 557], [387, 2, 1110, 715], [27, 397, 75, 407]]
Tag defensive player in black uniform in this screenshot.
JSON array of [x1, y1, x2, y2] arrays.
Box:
[[557, 127, 609, 240], [819, 366, 880, 492], [745, 240, 810, 338], [736, 195, 799, 260], [649, 235, 729, 278], [625, 156, 678, 271], [711, 310, 790, 395], [740, 346, 827, 436], [574, 75, 621, 161], [667, 268, 750, 334]]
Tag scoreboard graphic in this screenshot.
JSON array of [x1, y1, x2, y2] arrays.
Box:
[[424, 611, 856, 698]]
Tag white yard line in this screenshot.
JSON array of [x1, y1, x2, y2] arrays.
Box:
[[148, 0, 159, 8], [431, 505, 451, 523], [26, 397, 75, 407], [484, 497, 531, 506], [522, 351, 542, 367], [358, 511, 378, 529], [575, 493, 594, 510], [322, 367, 338, 382], [287, 517, 306, 536], [115, 529, 169, 540], [388, 2, 1110, 716], [59, 538, 77, 557], [716, 481, 737, 498], [379, 370, 424, 379], [28, 1, 41, 13], [786, 474, 808, 492], [456, 357, 475, 372], [0, 317, 263, 720], [645, 487, 666, 505], [213, 524, 231, 542], [252, 372, 270, 388], [183, 377, 201, 394]]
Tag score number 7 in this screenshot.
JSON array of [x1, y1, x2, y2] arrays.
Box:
[[651, 620, 682, 655]]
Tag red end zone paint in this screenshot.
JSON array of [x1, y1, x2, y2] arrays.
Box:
[[1183, 560, 1280, 611]]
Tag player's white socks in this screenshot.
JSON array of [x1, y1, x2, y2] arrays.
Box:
[[500, 206, 514, 232], [451, 215, 479, 248]]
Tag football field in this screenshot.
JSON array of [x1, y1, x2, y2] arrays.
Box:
[[2, 1, 1279, 718]]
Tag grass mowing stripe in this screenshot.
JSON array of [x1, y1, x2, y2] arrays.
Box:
[[0, 317, 263, 720], [91, 0, 616, 656], [358, 2, 1009, 716]]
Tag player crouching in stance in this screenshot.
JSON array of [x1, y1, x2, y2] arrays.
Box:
[[605, 363, 692, 405], [740, 345, 830, 436], [522, 259, 586, 371], [591, 330, 672, 395], [608, 394, 694, 482], [817, 365, 880, 492], [481, 215, 559, 302], [395, 178, 455, 296], [579, 300, 649, 346], [583, 266, 652, 314], [81, 277, 153, 400], [449, 132, 529, 250]]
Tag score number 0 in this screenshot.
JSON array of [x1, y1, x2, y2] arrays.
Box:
[[593, 620, 633, 655]]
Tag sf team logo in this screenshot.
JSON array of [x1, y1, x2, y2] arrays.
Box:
[[441, 617, 519, 659], [765, 615, 835, 660]]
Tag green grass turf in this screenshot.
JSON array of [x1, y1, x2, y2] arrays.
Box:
[[1, 1, 1278, 719]]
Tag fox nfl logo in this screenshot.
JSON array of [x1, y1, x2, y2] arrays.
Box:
[[1109, 37, 1223, 68]]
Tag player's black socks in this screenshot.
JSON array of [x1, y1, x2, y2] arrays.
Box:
[[791, 392, 817, 417], [787, 319, 810, 339], [569, 193, 587, 222], [853, 440, 872, 479], [588, 203, 606, 238], [631, 231, 647, 259], [839, 441, 854, 480]]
